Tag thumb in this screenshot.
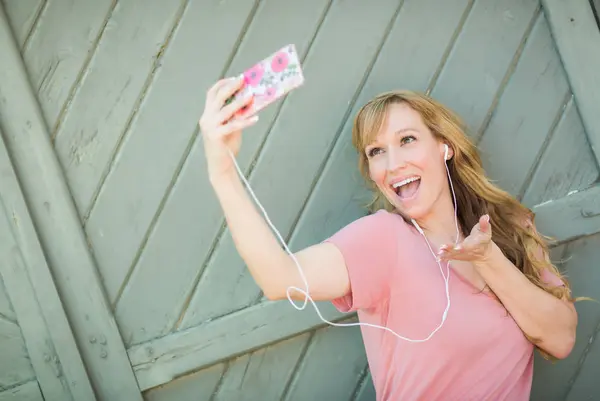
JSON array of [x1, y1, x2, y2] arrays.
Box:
[[479, 214, 491, 234]]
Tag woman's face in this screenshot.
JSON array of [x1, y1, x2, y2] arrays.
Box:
[[364, 102, 453, 221]]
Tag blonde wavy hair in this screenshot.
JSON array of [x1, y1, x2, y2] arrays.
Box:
[[352, 90, 574, 358]]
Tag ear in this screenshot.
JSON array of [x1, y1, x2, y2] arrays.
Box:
[[442, 143, 454, 161]]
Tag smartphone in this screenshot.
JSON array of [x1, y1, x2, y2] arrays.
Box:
[[226, 44, 305, 119]]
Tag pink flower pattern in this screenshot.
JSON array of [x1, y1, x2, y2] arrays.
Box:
[[232, 44, 304, 118]]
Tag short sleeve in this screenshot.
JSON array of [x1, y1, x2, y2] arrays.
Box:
[[323, 210, 399, 313]]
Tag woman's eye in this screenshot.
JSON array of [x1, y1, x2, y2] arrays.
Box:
[[401, 135, 416, 145], [367, 147, 383, 157]]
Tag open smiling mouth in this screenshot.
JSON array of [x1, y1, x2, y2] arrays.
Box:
[[392, 176, 421, 200]]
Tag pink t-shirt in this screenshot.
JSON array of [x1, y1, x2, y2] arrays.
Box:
[[326, 209, 563, 401]]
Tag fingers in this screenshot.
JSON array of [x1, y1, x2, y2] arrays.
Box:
[[479, 214, 491, 233], [214, 115, 259, 137], [214, 76, 246, 107], [218, 92, 254, 122]]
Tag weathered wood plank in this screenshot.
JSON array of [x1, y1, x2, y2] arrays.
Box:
[[0, 277, 16, 324], [0, 381, 44, 401], [431, 0, 539, 134], [85, 0, 258, 305], [289, 0, 474, 252], [541, 0, 600, 167], [0, 319, 35, 389], [53, 0, 185, 218], [115, 0, 332, 347], [478, 12, 570, 197], [522, 98, 599, 207], [1, 0, 43, 48], [284, 319, 366, 401], [529, 234, 600, 401], [0, 192, 94, 401], [129, 300, 346, 391], [0, 8, 140, 401], [143, 363, 225, 401], [213, 333, 310, 401], [532, 184, 600, 243], [355, 371, 377, 401], [181, 0, 404, 329], [20, 0, 114, 130]]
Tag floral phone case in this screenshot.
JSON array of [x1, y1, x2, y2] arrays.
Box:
[[226, 44, 305, 118]]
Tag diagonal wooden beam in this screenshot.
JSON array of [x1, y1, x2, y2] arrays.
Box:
[[0, 126, 96, 401], [542, 0, 600, 167], [533, 184, 600, 243], [0, 6, 142, 401]]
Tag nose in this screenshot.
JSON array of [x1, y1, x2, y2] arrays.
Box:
[[386, 146, 406, 172]]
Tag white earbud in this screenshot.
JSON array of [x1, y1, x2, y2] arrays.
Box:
[[444, 144, 449, 161]]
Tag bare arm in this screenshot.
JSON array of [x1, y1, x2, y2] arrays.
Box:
[[474, 242, 577, 359], [200, 76, 350, 302], [211, 171, 350, 301]]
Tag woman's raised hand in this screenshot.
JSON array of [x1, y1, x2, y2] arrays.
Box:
[[199, 76, 257, 181]]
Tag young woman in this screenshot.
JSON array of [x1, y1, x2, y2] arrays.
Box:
[[199, 76, 578, 400]]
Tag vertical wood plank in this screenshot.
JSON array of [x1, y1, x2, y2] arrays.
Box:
[[478, 12, 570, 197], [114, 0, 332, 347], [0, 381, 44, 401], [284, 320, 367, 401], [289, 0, 471, 252], [19, 0, 114, 130], [1, 0, 43, 48], [541, 0, 600, 167], [213, 333, 310, 401], [0, 8, 140, 401], [84, 0, 258, 305], [521, 98, 598, 207], [431, 0, 539, 133], [0, 319, 36, 388], [53, 0, 185, 218], [181, 0, 404, 329], [143, 363, 225, 401]]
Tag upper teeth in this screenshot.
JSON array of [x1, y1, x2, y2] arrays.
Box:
[[393, 177, 420, 188]]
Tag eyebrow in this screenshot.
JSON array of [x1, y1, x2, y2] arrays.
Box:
[[395, 128, 419, 135]]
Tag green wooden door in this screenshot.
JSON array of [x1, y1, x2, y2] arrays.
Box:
[[1, 0, 599, 400]]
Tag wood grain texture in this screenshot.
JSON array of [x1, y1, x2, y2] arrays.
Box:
[[431, 0, 539, 134], [529, 234, 600, 401], [541, 0, 600, 166], [1, 0, 43, 48], [181, 0, 404, 329], [129, 300, 346, 391], [283, 319, 366, 401], [522, 98, 599, 208], [20, 0, 115, 130], [290, 0, 472, 253], [533, 184, 600, 243], [0, 319, 35, 389], [0, 8, 140, 400], [85, 0, 259, 305], [478, 12, 570, 197], [53, 0, 185, 218], [0, 276, 16, 324], [114, 0, 332, 347], [0, 381, 44, 401], [212, 333, 310, 401], [143, 363, 225, 401]]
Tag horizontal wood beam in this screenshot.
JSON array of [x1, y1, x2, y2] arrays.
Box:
[[541, 0, 600, 166], [533, 184, 600, 243], [128, 301, 348, 391], [0, 6, 142, 401]]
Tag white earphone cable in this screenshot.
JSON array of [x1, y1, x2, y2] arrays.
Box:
[[226, 144, 459, 342]]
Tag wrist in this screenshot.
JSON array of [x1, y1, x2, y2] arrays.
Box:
[[473, 241, 502, 270]]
